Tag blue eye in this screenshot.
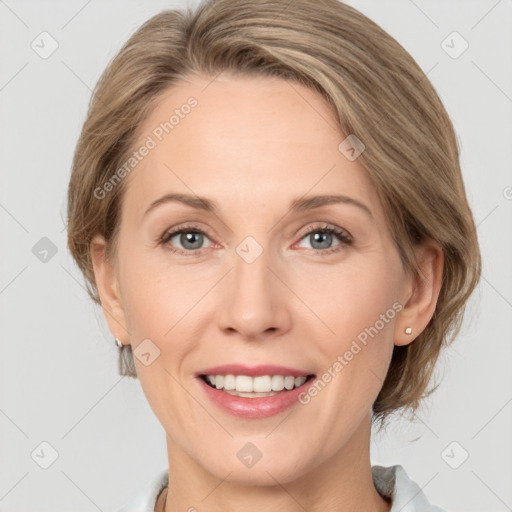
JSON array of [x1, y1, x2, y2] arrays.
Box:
[[160, 224, 212, 254], [159, 223, 353, 256], [296, 224, 353, 255]]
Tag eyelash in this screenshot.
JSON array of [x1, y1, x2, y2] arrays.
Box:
[[158, 223, 353, 257]]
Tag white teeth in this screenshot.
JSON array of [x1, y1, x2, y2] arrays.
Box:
[[203, 374, 309, 393], [295, 376, 307, 387], [271, 375, 285, 391], [284, 376, 295, 390], [253, 376, 271, 392], [223, 374, 236, 390], [236, 375, 253, 392], [224, 390, 277, 398]]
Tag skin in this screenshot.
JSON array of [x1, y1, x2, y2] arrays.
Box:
[[91, 73, 443, 512]]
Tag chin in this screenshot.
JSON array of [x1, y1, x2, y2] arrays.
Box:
[[198, 451, 314, 487], [217, 464, 303, 487]]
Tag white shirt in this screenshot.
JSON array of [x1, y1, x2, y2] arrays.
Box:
[[113, 465, 446, 512]]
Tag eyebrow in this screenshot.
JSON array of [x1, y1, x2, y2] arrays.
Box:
[[143, 192, 373, 219]]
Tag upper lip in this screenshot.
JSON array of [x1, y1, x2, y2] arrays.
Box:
[[196, 364, 314, 378]]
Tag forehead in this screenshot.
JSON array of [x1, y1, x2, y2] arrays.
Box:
[[122, 74, 382, 223]]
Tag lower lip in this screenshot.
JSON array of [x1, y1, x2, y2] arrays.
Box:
[[197, 376, 315, 419]]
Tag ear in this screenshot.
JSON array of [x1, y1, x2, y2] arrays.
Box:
[[395, 239, 444, 346], [90, 234, 130, 344]]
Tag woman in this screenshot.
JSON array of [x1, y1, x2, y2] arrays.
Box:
[[66, 0, 481, 510]]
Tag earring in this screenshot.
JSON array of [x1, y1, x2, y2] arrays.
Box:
[[114, 337, 123, 348], [404, 327, 412, 335]]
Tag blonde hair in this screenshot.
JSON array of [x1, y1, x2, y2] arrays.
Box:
[[66, 0, 481, 428]]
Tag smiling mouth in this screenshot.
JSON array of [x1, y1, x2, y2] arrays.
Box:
[[199, 373, 316, 397]]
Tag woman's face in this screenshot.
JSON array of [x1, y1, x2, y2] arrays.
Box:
[[96, 73, 417, 484]]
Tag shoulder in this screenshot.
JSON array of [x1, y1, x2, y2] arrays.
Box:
[[111, 468, 169, 512], [372, 464, 447, 512]]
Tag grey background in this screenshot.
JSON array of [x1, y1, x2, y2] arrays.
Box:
[[0, 0, 511, 511]]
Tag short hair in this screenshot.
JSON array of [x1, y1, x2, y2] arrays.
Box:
[[66, 0, 481, 429]]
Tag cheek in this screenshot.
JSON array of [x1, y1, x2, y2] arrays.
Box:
[[295, 256, 400, 348], [117, 244, 187, 337], [297, 264, 399, 429], [118, 254, 201, 427], [117, 248, 210, 383], [306, 255, 402, 405]]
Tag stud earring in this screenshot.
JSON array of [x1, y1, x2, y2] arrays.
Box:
[[114, 337, 123, 348], [404, 327, 412, 335]]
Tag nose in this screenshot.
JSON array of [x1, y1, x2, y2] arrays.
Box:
[[216, 243, 292, 341]]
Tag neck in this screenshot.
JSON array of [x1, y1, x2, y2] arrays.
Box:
[[162, 416, 390, 512]]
